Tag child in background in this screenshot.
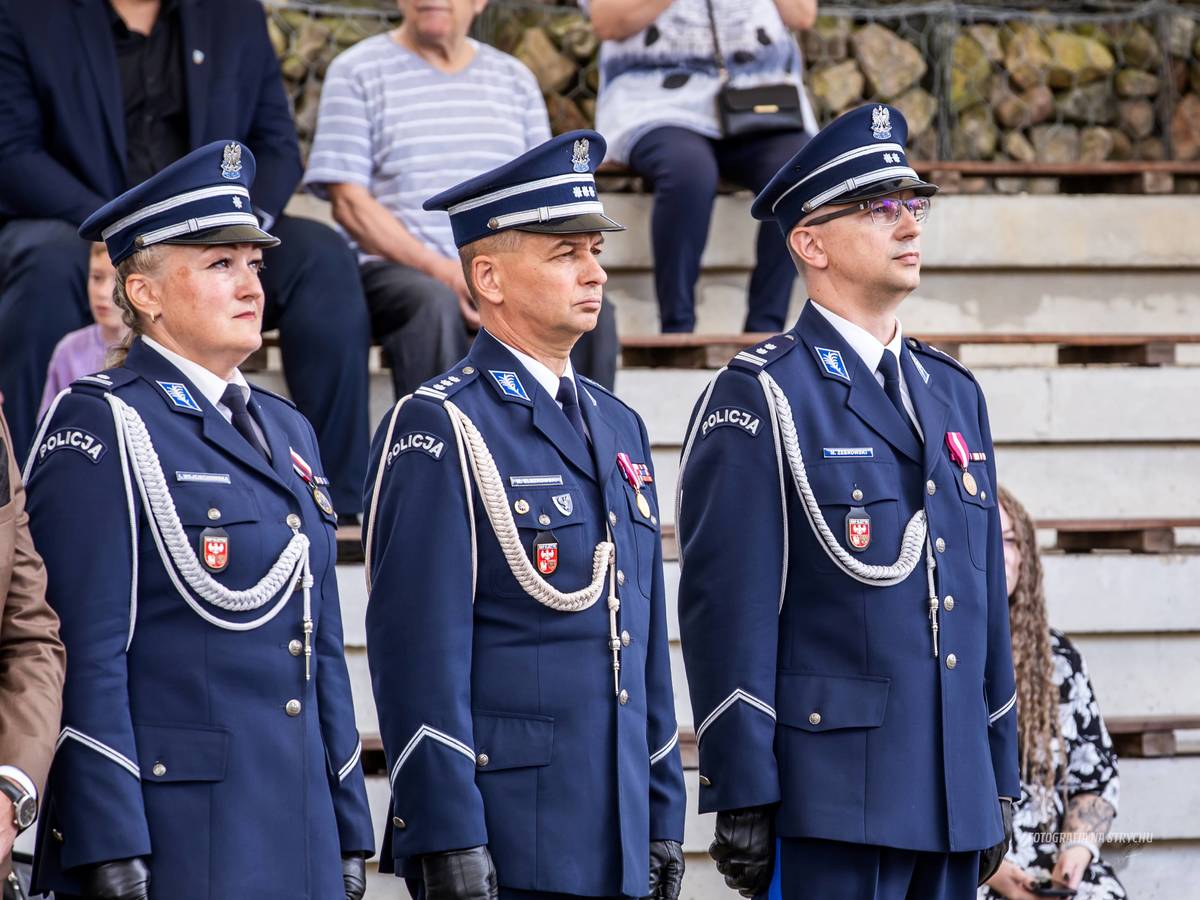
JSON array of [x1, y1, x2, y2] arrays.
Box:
[[38, 242, 129, 417]]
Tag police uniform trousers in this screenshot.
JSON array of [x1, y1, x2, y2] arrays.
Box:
[[772, 838, 979, 900], [407, 881, 628, 900], [0, 214, 370, 515]]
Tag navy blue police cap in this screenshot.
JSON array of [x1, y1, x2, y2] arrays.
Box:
[[80, 140, 280, 265], [423, 130, 625, 248], [751, 104, 938, 236]]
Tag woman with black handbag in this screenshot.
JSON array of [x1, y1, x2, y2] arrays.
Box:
[[584, 0, 818, 333]]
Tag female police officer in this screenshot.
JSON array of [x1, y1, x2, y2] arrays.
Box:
[[21, 141, 374, 900]]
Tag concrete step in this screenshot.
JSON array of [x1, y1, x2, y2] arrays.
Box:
[[617, 366, 1200, 446]]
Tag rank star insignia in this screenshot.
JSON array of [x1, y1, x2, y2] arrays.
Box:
[[871, 105, 892, 140], [232, 196, 243, 209], [221, 142, 243, 180], [572, 138, 590, 173]]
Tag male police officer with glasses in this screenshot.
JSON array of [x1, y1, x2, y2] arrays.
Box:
[[676, 104, 1019, 900]]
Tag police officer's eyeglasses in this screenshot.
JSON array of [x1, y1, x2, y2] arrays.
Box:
[[802, 196, 931, 228]]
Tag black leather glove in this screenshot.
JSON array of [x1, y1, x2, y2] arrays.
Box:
[[421, 846, 498, 900], [709, 806, 775, 898], [646, 839, 685, 900], [342, 853, 367, 900], [85, 857, 151, 900], [978, 797, 1015, 886]]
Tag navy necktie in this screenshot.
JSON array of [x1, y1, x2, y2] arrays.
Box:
[[556, 376, 588, 445], [877, 350, 920, 442], [221, 384, 270, 461]]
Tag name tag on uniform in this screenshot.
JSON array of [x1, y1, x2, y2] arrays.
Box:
[[510, 475, 564, 488], [823, 447, 874, 459], [176, 471, 232, 484]]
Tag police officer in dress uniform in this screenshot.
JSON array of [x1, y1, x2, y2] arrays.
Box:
[[676, 105, 1019, 900], [363, 131, 687, 900], [22, 142, 374, 899]]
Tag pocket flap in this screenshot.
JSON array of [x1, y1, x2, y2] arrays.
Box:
[[955, 465, 995, 509], [776, 673, 890, 732], [173, 486, 262, 527], [134, 723, 230, 782], [471, 711, 554, 771], [624, 484, 659, 531], [511, 486, 584, 531], [806, 461, 900, 506]]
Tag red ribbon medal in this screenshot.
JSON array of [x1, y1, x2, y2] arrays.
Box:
[[945, 431, 970, 470]]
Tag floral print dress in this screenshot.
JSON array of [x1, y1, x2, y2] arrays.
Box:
[[979, 630, 1128, 900]]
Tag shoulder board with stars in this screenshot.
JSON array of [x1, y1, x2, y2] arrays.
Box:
[[728, 333, 801, 372], [68, 368, 138, 397], [906, 337, 977, 382], [248, 383, 297, 409], [413, 364, 481, 404]]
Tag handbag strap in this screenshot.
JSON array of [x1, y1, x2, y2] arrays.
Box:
[[704, 0, 730, 83]]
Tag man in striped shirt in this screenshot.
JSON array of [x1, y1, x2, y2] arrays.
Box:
[[305, 0, 616, 400]]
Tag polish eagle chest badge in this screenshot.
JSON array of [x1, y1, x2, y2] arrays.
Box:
[[846, 507, 871, 551], [534, 532, 559, 575], [200, 527, 229, 572]]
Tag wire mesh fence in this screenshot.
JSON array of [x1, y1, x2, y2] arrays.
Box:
[[263, 0, 1200, 170]]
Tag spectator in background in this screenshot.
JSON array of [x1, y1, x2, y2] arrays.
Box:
[[585, 0, 818, 333], [37, 244, 129, 418], [0, 0, 371, 523], [982, 487, 1127, 900], [305, 0, 619, 399]]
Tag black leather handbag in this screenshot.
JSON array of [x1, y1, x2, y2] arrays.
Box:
[[706, 0, 807, 137]]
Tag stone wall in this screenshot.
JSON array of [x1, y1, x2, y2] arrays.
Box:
[[264, 0, 1200, 165]]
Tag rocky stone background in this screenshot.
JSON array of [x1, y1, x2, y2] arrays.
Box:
[[264, 0, 1200, 174]]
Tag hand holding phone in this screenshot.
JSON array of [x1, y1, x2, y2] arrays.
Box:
[[1032, 880, 1077, 897]]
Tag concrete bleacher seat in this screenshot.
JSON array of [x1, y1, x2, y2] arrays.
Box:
[[278, 190, 1200, 897]]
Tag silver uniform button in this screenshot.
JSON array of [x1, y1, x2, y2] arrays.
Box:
[[609, 510, 618, 527], [285, 699, 302, 716], [935, 537, 946, 553], [617, 570, 625, 586], [286, 513, 301, 529], [946, 653, 958, 670], [288, 639, 303, 657], [698, 775, 712, 787], [808, 712, 822, 726], [52, 829, 64, 843], [207, 507, 221, 521], [943, 596, 955, 612], [619, 689, 629, 705], [476, 753, 490, 768], [393, 816, 406, 829], [538, 514, 551, 526], [462, 366, 475, 375], [621, 630, 631, 647], [851, 488, 864, 502], [152, 762, 167, 777], [981, 490, 988, 501], [926, 480, 937, 496]]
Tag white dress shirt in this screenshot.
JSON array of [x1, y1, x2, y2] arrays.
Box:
[[809, 300, 923, 440], [142, 337, 271, 455]]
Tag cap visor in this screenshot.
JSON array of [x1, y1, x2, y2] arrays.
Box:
[[160, 223, 281, 249], [838, 176, 939, 205], [515, 212, 626, 235]]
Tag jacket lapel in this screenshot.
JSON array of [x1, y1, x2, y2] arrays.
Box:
[[180, 0, 211, 146], [579, 384, 617, 487], [798, 303, 923, 465], [249, 395, 299, 487], [900, 345, 950, 478], [74, 0, 127, 172]]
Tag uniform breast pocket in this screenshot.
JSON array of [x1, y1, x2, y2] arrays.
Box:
[[507, 484, 590, 592], [955, 464, 995, 571], [172, 485, 264, 581], [805, 461, 901, 571], [623, 484, 660, 596]]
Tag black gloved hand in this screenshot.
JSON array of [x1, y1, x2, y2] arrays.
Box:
[[342, 853, 367, 900], [709, 806, 775, 898], [85, 857, 150, 900], [421, 846, 498, 900], [645, 839, 685, 900], [978, 797, 1015, 886]]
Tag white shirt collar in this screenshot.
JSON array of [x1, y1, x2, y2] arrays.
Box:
[[142, 336, 250, 410], [809, 300, 906, 374], [490, 331, 577, 405]]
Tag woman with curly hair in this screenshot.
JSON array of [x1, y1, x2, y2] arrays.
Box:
[[980, 487, 1127, 900]]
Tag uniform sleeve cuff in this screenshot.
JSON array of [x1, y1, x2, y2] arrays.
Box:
[[0, 766, 37, 804]]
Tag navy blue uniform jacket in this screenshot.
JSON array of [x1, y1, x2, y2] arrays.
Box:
[[364, 331, 687, 897], [23, 340, 373, 899], [0, 0, 301, 226], [677, 303, 1020, 853]]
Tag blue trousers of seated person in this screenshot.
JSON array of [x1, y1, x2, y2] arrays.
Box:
[[0, 214, 370, 515], [770, 836, 980, 900], [627, 126, 811, 334]]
